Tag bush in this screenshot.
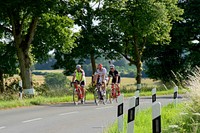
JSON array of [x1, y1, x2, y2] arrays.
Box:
[[44, 73, 70, 89]]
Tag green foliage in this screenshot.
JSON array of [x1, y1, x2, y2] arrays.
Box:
[[143, 0, 200, 83], [0, 0, 78, 89], [44, 73, 69, 89], [0, 42, 18, 75]]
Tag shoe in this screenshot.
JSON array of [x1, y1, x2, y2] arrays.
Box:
[[81, 98, 85, 104]]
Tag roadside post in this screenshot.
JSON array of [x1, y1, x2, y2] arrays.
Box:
[[117, 94, 124, 132], [174, 86, 178, 107], [152, 102, 161, 133], [127, 96, 136, 133], [19, 80, 23, 99], [135, 90, 140, 113], [152, 88, 156, 103]]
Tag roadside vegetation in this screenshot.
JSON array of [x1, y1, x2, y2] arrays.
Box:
[[0, 71, 186, 109], [105, 67, 200, 133], [104, 103, 185, 133]]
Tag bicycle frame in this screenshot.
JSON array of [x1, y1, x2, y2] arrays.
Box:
[[71, 82, 84, 105], [109, 83, 119, 103], [94, 82, 106, 105]]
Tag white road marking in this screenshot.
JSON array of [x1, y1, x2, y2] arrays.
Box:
[[0, 126, 5, 130], [96, 106, 113, 110], [59, 111, 79, 116], [22, 118, 43, 123]]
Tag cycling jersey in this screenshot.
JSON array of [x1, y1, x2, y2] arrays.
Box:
[[109, 70, 121, 83], [95, 67, 108, 83], [74, 69, 85, 82]]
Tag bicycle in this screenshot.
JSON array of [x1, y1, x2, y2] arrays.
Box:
[[93, 82, 108, 105], [108, 83, 120, 103], [71, 81, 86, 105]]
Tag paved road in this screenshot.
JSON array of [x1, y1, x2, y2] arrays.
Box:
[[0, 95, 183, 133]]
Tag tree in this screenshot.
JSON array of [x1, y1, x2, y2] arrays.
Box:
[[54, 0, 122, 75], [101, 0, 183, 89], [0, 41, 18, 93], [0, 0, 77, 90], [143, 0, 200, 83]]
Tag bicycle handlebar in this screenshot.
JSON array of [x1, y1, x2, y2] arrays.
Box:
[[70, 81, 80, 87]]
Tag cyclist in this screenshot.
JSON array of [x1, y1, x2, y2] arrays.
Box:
[[93, 64, 108, 96], [72, 65, 86, 102], [107, 64, 121, 96]]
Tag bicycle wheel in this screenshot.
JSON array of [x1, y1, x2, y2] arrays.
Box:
[[93, 88, 99, 105], [73, 88, 78, 105]]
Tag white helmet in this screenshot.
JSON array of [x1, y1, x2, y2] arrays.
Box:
[[76, 65, 81, 69], [110, 64, 115, 69]]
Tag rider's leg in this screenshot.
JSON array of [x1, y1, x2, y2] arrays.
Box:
[[102, 80, 107, 95], [80, 81, 85, 99], [116, 83, 120, 96]]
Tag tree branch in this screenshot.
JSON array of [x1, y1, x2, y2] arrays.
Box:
[[120, 52, 135, 64], [24, 16, 39, 49]]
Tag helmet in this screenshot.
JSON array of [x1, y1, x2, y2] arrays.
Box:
[[110, 64, 115, 69], [98, 64, 103, 69], [76, 65, 81, 69]]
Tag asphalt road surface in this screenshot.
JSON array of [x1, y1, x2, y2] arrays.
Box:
[[0, 95, 183, 133]]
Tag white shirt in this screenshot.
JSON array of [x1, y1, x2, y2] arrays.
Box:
[[96, 68, 108, 83]]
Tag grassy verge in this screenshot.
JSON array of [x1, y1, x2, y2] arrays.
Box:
[[0, 89, 186, 110], [124, 88, 187, 97], [0, 93, 94, 109], [104, 103, 185, 133]]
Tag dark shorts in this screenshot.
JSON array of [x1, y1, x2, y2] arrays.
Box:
[[112, 77, 121, 84], [75, 80, 85, 86]]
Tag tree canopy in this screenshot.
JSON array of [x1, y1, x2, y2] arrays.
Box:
[[0, 0, 77, 90]]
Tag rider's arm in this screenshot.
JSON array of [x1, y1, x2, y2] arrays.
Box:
[[107, 76, 110, 85], [115, 71, 119, 84], [115, 75, 119, 84], [107, 71, 112, 85], [72, 71, 76, 82]]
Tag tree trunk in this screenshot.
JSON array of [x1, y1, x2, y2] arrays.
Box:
[[90, 51, 96, 74], [133, 38, 142, 90], [16, 47, 32, 90], [0, 71, 4, 93], [11, 15, 38, 90]]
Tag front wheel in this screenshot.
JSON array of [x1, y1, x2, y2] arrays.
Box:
[[93, 88, 99, 105], [73, 88, 78, 105]]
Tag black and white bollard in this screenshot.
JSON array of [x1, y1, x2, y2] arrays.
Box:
[[127, 96, 136, 133], [117, 94, 124, 132], [174, 86, 178, 106], [152, 88, 156, 103], [152, 102, 161, 133], [135, 90, 140, 113], [19, 80, 23, 100]]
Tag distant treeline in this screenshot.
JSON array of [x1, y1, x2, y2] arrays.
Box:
[[33, 58, 148, 78]]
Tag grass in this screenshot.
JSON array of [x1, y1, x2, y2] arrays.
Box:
[[0, 93, 95, 109], [0, 88, 185, 110], [2, 71, 186, 109], [104, 103, 185, 133]]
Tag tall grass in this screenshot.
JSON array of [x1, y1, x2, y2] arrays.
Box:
[[179, 66, 200, 132], [104, 103, 185, 133]]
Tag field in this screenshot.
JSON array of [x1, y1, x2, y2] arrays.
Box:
[[32, 70, 161, 89]]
